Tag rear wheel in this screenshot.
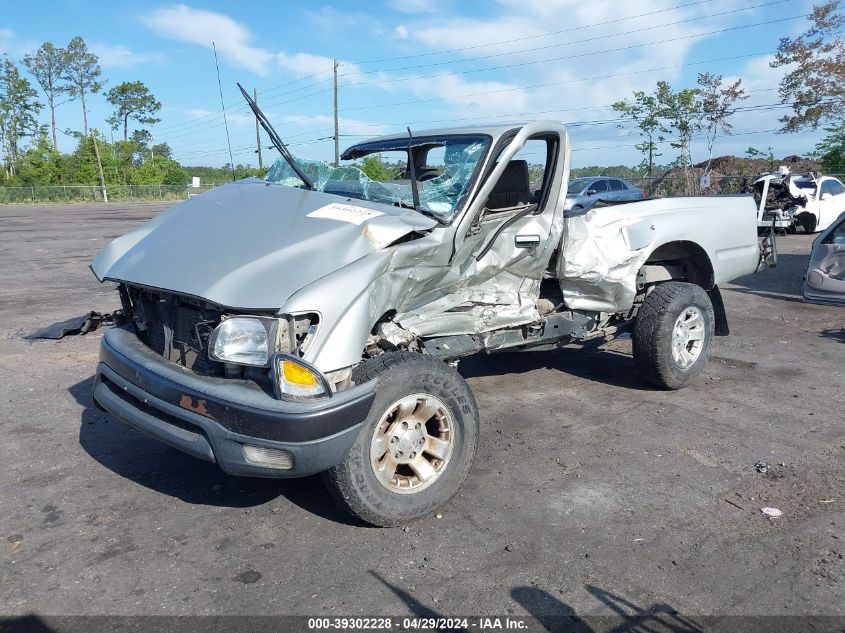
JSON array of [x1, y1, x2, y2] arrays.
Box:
[[324, 353, 479, 526], [633, 282, 715, 390]]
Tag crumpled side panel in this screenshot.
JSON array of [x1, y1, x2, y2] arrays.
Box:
[[397, 275, 540, 337], [557, 207, 654, 312]]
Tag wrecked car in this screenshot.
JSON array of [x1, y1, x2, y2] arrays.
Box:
[[803, 210, 845, 306], [90, 106, 775, 526], [754, 168, 845, 234]]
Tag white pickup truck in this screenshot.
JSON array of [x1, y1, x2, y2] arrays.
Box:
[[90, 117, 775, 526]]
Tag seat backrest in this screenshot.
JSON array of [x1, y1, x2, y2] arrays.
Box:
[[486, 160, 535, 209]]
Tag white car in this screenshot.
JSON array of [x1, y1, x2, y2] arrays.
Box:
[[755, 169, 845, 234], [794, 175, 845, 233]]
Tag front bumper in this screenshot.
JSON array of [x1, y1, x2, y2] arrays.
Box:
[[93, 326, 376, 478]]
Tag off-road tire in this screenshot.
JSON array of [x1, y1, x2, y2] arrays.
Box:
[[633, 281, 715, 390], [323, 352, 479, 527]]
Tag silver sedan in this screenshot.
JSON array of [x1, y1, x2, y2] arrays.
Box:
[[565, 176, 644, 210]]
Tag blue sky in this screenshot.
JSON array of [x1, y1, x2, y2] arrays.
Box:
[[1, 0, 825, 169]]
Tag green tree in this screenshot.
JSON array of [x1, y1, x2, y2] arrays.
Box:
[[22, 42, 71, 151], [0, 55, 43, 179], [61, 36, 103, 136], [106, 81, 161, 141], [16, 130, 61, 185], [656, 81, 702, 195], [152, 142, 172, 160], [812, 123, 845, 172], [361, 154, 389, 181], [134, 156, 185, 185], [696, 72, 747, 180], [771, 1, 845, 131], [612, 90, 664, 193]]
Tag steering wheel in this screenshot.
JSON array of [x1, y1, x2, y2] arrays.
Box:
[[416, 169, 441, 182]]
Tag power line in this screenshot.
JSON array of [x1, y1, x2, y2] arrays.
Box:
[[344, 0, 790, 77], [341, 51, 771, 112], [153, 72, 335, 134], [340, 14, 802, 88], [166, 97, 826, 163], [149, 6, 790, 144], [353, 0, 718, 64], [149, 3, 779, 138]]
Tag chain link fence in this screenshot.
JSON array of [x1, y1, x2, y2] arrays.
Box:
[[0, 184, 219, 204]]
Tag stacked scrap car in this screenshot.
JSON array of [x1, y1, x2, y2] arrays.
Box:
[[753, 167, 845, 234]]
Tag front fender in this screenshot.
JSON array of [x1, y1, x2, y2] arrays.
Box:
[[281, 253, 395, 373]]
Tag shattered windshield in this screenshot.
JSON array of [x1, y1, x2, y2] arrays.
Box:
[[265, 134, 490, 222]]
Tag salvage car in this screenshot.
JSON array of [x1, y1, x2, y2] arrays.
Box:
[[754, 168, 845, 234], [803, 211, 845, 306], [565, 176, 644, 210], [89, 95, 776, 525]]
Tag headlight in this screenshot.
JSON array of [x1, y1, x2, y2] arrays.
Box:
[[273, 354, 330, 401], [208, 317, 277, 367]]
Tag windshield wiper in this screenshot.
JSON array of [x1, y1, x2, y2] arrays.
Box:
[[237, 82, 314, 190]]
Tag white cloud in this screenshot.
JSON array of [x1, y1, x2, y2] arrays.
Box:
[[90, 42, 164, 68], [395, 25, 409, 40], [0, 29, 38, 57], [141, 4, 273, 75], [185, 108, 213, 118], [276, 51, 338, 76], [281, 113, 391, 136]]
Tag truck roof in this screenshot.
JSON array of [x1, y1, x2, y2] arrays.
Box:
[[355, 120, 562, 145]]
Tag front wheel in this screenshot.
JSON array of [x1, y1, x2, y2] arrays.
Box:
[[801, 213, 817, 234], [632, 282, 715, 390], [324, 353, 479, 526]]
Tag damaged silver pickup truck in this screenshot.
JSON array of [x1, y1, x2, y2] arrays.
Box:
[[90, 108, 775, 525]]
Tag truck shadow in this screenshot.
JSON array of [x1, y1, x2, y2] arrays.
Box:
[[458, 345, 653, 391], [69, 376, 363, 526], [724, 253, 809, 304], [371, 571, 701, 632]]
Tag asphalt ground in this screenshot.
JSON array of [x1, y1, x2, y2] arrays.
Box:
[[0, 202, 843, 625]]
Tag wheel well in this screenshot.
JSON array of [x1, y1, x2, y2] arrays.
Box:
[[642, 241, 715, 289]]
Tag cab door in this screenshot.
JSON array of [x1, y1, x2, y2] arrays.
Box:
[[413, 127, 569, 335], [818, 179, 845, 232], [803, 212, 845, 306]]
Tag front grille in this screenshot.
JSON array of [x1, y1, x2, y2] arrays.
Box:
[[127, 287, 222, 376]]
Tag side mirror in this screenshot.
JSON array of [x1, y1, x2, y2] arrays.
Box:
[[586, 189, 597, 196], [821, 192, 833, 201]]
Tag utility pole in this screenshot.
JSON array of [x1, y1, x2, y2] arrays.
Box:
[[254, 88, 263, 170], [333, 59, 340, 167], [91, 133, 108, 203]]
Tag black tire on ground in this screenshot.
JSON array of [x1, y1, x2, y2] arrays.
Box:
[[323, 352, 479, 527], [632, 281, 715, 390], [802, 213, 817, 234]]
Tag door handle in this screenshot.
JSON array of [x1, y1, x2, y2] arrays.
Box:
[[515, 234, 541, 248]]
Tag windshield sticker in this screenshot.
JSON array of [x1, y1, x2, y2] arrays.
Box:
[[307, 203, 384, 225]]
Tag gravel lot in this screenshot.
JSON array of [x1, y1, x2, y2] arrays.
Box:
[[0, 202, 843, 622]]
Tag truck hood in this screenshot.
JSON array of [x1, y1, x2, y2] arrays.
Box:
[[91, 178, 437, 309]]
